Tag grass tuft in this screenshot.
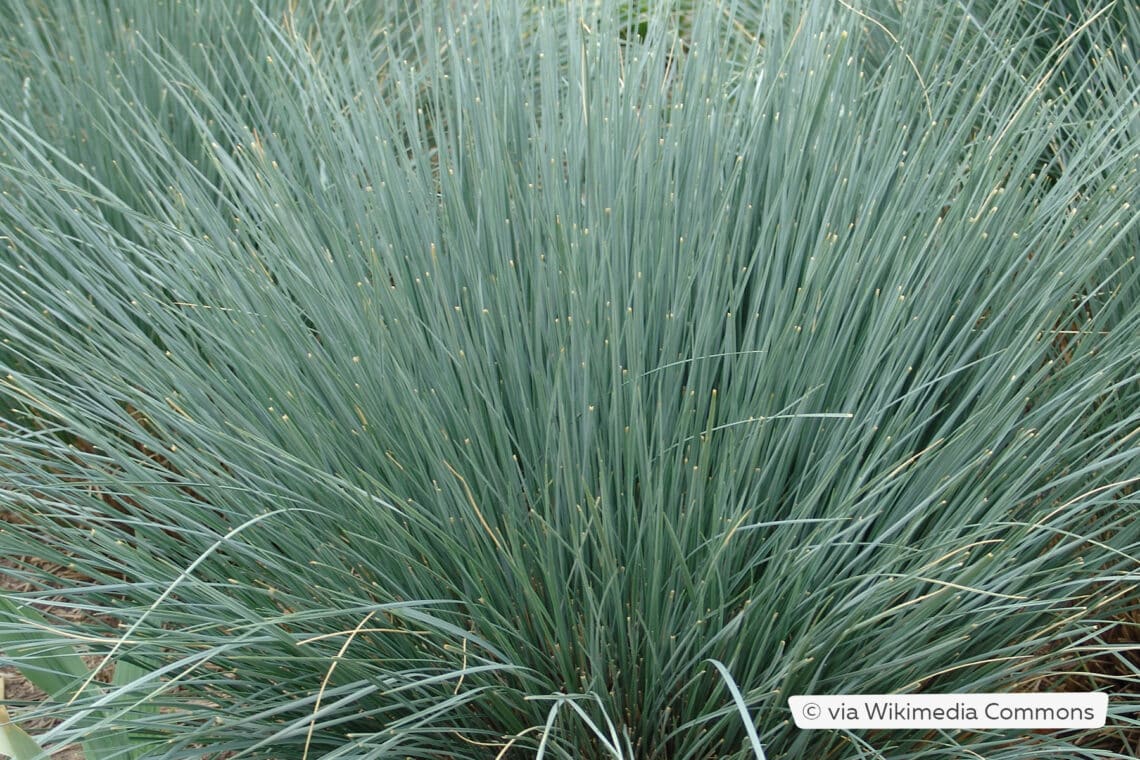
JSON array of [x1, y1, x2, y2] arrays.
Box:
[[1, 1, 1138, 757]]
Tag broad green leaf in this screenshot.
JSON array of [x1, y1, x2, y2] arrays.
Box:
[[0, 705, 46, 760], [0, 595, 91, 702]]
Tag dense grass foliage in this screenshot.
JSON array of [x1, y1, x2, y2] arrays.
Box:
[[1, 1, 1138, 757]]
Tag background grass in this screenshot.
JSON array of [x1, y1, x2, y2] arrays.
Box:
[[1, 1, 1138, 757]]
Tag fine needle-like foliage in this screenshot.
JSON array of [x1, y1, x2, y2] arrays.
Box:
[[0, 1, 1137, 758]]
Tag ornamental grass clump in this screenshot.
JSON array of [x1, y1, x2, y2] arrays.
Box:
[[1, 1, 1138, 758]]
